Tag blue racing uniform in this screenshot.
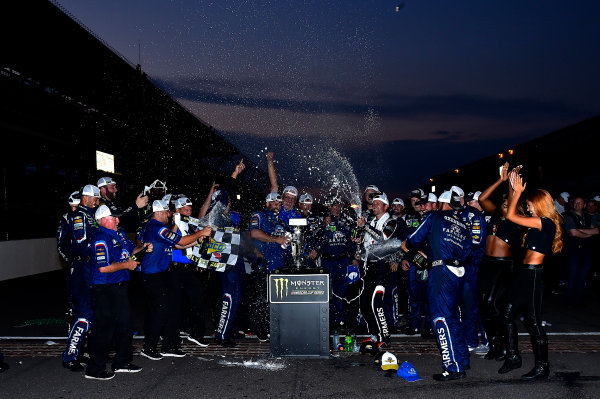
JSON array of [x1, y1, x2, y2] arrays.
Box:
[[86, 225, 134, 375], [57, 212, 74, 265], [461, 205, 487, 348], [139, 218, 182, 352], [403, 211, 428, 332], [62, 204, 97, 365], [319, 216, 356, 326], [278, 205, 301, 226], [214, 210, 246, 341], [407, 208, 481, 373], [249, 209, 288, 272]]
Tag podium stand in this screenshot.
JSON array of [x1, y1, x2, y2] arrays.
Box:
[[269, 272, 329, 358]]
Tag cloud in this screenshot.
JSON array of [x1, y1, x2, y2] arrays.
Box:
[[154, 76, 585, 120]]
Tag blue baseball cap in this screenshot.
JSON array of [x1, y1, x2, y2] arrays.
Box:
[[397, 361, 422, 382]]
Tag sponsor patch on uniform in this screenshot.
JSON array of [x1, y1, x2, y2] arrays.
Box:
[[159, 227, 178, 242], [250, 215, 259, 227]]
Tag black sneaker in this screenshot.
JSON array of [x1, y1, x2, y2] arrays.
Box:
[[161, 348, 186, 358], [140, 348, 163, 360], [401, 325, 419, 336], [230, 330, 246, 339], [215, 338, 237, 348], [186, 335, 209, 347], [112, 363, 142, 373], [84, 370, 115, 380], [62, 360, 84, 372], [433, 370, 466, 381], [421, 328, 434, 339]]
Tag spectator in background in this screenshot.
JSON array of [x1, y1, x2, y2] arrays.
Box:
[[554, 192, 569, 216], [563, 197, 599, 305]]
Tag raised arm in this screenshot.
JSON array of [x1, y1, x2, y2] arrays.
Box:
[[506, 172, 542, 230], [266, 152, 279, 193], [198, 181, 219, 219], [231, 159, 245, 179], [478, 162, 508, 213]]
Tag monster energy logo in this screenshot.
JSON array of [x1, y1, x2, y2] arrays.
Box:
[[273, 278, 289, 300]]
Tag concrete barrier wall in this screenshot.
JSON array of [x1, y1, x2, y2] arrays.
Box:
[[0, 238, 63, 281]]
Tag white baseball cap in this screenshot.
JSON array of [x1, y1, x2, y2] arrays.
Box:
[[175, 197, 192, 209], [365, 185, 380, 192], [266, 192, 282, 202], [68, 191, 81, 205], [438, 191, 452, 203], [560, 192, 570, 201], [152, 199, 170, 212], [95, 204, 121, 220], [427, 193, 437, 203], [97, 177, 115, 188], [392, 198, 404, 206], [299, 193, 313, 204], [373, 192, 389, 205], [450, 186, 464, 197], [379, 352, 399, 371], [282, 186, 298, 197], [81, 184, 101, 198]]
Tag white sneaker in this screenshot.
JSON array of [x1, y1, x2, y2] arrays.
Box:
[[471, 343, 489, 355]]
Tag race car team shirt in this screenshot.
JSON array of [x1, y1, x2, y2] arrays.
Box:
[[91, 225, 134, 284], [249, 209, 287, 272], [278, 205, 301, 226], [140, 218, 182, 274]]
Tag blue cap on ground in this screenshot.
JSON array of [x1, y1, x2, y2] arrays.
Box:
[[397, 361, 422, 382]]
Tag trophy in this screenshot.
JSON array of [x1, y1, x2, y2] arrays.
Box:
[[288, 218, 308, 270]]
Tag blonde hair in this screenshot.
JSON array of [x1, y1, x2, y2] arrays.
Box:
[[527, 189, 563, 254]]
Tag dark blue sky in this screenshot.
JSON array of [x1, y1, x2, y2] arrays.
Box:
[[58, 0, 600, 197]]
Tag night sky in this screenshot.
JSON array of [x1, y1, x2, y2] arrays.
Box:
[[58, 0, 600, 198]]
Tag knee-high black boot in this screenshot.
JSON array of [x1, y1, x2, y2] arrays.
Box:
[[498, 322, 522, 374], [482, 319, 499, 360], [521, 337, 549, 381]]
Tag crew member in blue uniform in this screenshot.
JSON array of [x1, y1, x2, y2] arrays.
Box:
[[249, 193, 291, 272], [61, 184, 100, 372], [248, 193, 291, 341], [404, 188, 482, 381], [265, 151, 301, 225], [208, 190, 247, 347], [461, 191, 488, 354], [85, 205, 148, 380], [57, 191, 80, 268], [298, 193, 322, 268], [401, 190, 429, 336], [138, 200, 212, 360], [319, 196, 356, 331]]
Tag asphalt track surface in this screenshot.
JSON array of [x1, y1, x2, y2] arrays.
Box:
[[1, 271, 600, 398]]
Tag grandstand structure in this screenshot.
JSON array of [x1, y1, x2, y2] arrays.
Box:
[[0, 1, 267, 280]]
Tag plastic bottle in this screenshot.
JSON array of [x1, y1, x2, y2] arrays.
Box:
[[333, 330, 339, 351], [345, 335, 352, 352], [352, 335, 360, 353]]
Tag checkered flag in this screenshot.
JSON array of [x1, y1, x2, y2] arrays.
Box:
[[188, 226, 240, 272]]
